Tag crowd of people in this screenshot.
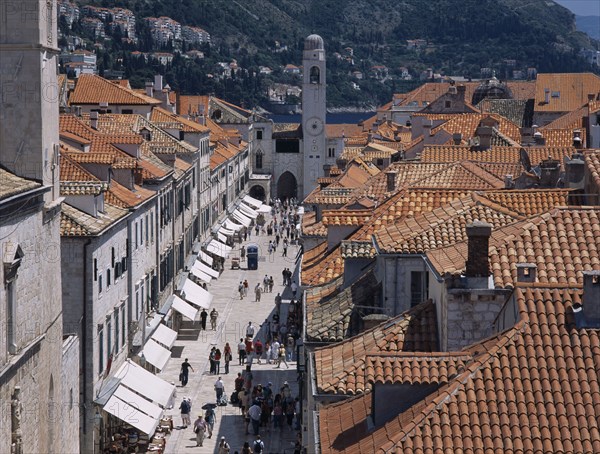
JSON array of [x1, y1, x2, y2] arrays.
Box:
[[176, 198, 304, 453]]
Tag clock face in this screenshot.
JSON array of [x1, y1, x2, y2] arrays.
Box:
[[306, 117, 324, 136]]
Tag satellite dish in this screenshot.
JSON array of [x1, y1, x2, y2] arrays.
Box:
[[519, 148, 532, 172]]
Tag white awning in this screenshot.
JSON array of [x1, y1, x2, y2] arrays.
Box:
[[193, 260, 219, 278], [199, 251, 213, 266], [190, 267, 212, 283], [258, 204, 271, 213], [297, 206, 305, 215], [114, 360, 175, 407], [225, 219, 243, 231], [243, 195, 263, 208], [206, 239, 232, 258], [181, 278, 213, 309], [150, 324, 177, 349], [140, 338, 171, 371], [232, 210, 251, 227], [171, 295, 198, 320], [219, 227, 236, 236], [217, 232, 228, 243], [104, 392, 160, 435], [113, 384, 163, 419], [239, 203, 259, 218]]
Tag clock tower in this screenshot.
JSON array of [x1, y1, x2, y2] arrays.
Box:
[[301, 34, 326, 199]]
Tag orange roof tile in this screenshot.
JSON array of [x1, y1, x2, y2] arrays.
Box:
[[420, 145, 575, 165], [105, 180, 155, 208], [150, 106, 210, 133], [585, 150, 600, 193], [314, 300, 438, 394], [535, 72, 600, 112], [69, 74, 161, 105], [322, 209, 372, 226]]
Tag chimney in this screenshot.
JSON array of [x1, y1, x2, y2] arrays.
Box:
[[588, 93, 595, 102], [516, 263, 537, 283], [504, 174, 514, 189], [572, 129, 583, 149], [457, 84, 466, 99], [465, 221, 492, 278], [448, 85, 457, 95], [323, 165, 331, 178], [90, 111, 99, 130], [423, 120, 433, 136], [583, 271, 600, 322], [544, 88, 550, 104], [475, 125, 493, 150], [533, 131, 545, 146], [154, 74, 163, 92], [539, 157, 561, 187], [145, 81, 154, 97], [386, 171, 397, 192], [565, 153, 585, 190], [99, 102, 108, 114], [452, 133, 462, 145]]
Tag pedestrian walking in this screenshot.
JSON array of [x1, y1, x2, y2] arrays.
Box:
[[218, 436, 231, 454], [276, 345, 289, 369], [179, 397, 191, 428], [180, 358, 194, 386], [291, 281, 298, 298], [210, 308, 219, 330], [215, 376, 225, 403], [255, 283, 262, 302], [263, 274, 269, 291], [214, 348, 222, 374], [271, 339, 280, 363], [248, 403, 262, 435], [253, 435, 265, 453], [243, 279, 249, 296], [239, 281, 244, 300], [282, 244, 288, 257], [209, 347, 217, 375], [224, 342, 232, 374], [193, 415, 207, 447], [254, 338, 263, 364], [246, 321, 256, 338], [200, 309, 208, 330], [287, 335, 295, 361], [241, 441, 252, 454], [241, 245, 246, 261], [205, 405, 216, 438], [238, 338, 247, 365], [268, 276, 274, 293]]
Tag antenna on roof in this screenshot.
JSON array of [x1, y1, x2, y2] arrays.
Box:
[[519, 147, 532, 172]]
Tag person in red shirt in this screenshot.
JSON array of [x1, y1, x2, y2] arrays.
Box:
[[254, 339, 263, 364], [245, 337, 253, 364]]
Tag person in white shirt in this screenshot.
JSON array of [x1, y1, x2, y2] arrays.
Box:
[[214, 377, 225, 403], [248, 402, 262, 435], [246, 321, 255, 338], [271, 339, 280, 363], [238, 338, 247, 365]]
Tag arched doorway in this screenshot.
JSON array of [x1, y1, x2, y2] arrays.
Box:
[[277, 171, 298, 201], [249, 185, 266, 201]]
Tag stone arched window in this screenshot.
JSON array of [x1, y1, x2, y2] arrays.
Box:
[[255, 149, 263, 169], [310, 66, 320, 84]]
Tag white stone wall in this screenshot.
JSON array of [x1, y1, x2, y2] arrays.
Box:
[[0, 198, 64, 454], [61, 335, 80, 453]]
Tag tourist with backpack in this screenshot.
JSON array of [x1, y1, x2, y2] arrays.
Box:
[[179, 397, 191, 428], [253, 435, 265, 453]]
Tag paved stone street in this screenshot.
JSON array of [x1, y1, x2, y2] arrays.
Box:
[[159, 214, 303, 454]]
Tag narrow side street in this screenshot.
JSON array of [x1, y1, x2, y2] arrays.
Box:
[[160, 215, 303, 454]]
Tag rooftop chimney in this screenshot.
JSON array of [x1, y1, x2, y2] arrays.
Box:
[[386, 170, 398, 192], [574, 271, 600, 328], [90, 111, 99, 130], [533, 131, 545, 146], [145, 81, 154, 97], [452, 133, 462, 145], [588, 93, 595, 102], [457, 85, 466, 98], [544, 88, 550, 104], [475, 125, 493, 150], [154, 74, 164, 92], [516, 263, 537, 283], [323, 165, 331, 178], [572, 129, 583, 149], [565, 153, 585, 191], [465, 221, 492, 278], [504, 174, 514, 189], [448, 85, 458, 95], [539, 157, 561, 187]]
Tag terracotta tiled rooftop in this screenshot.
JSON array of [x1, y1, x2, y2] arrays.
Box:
[[306, 269, 381, 343], [301, 246, 344, 286], [0, 168, 42, 200], [61, 202, 128, 236], [535, 72, 600, 112], [322, 209, 372, 227], [314, 300, 437, 394], [69, 74, 161, 105], [150, 106, 210, 133], [422, 113, 522, 143], [427, 207, 600, 288], [302, 241, 328, 268], [481, 188, 571, 217], [420, 145, 575, 165], [586, 150, 600, 193], [105, 180, 155, 209], [340, 240, 376, 259]]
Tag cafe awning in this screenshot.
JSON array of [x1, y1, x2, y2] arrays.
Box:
[[258, 204, 271, 213], [171, 295, 198, 320], [243, 195, 263, 208], [193, 260, 219, 278], [114, 359, 175, 408], [199, 251, 213, 266], [180, 278, 213, 309], [225, 219, 243, 231], [219, 226, 236, 236], [104, 391, 160, 435], [190, 267, 212, 283], [140, 338, 171, 371], [217, 232, 228, 243], [232, 210, 251, 227], [205, 239, 232, 258], [151, 324, 177, 349], [239, 203, 259, 219]]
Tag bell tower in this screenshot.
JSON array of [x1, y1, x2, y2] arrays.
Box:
[[301, 34, 326, 199], [0, 0, 61, 203]]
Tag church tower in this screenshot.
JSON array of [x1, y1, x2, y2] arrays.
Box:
[[301, 34, 326, 199], [0, 0, 61, 203]]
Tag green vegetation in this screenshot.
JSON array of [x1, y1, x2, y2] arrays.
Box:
[[70, 0, 599, 109]]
